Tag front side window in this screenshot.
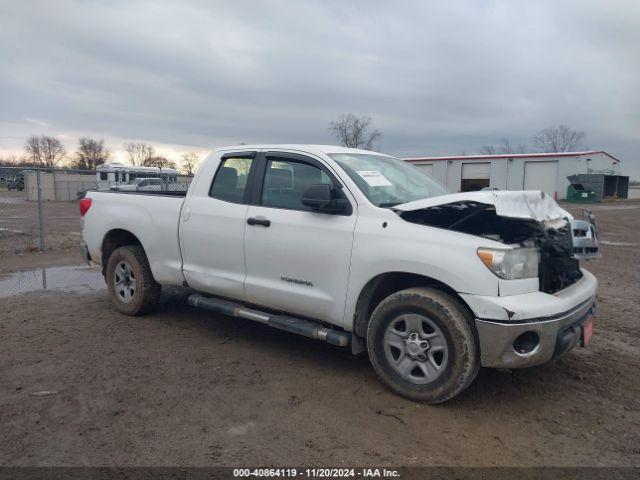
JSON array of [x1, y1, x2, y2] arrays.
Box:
[[209, 156, 254, 203], [329, 153, 448, 207], [261, 158, 332, 211], [100, 172, 108, 181]]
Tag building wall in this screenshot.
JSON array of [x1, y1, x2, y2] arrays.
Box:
[[410, 152, 619, 200]]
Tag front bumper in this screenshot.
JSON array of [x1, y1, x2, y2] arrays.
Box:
[[461, 269, 598, 368], [475, 300, 595, 368]]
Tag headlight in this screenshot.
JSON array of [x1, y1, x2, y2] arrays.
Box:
[[477, 247, 539, 280]]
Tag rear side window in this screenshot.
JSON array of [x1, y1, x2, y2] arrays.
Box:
[[99, 172, 108, 180], [209, 156, 254, 203]]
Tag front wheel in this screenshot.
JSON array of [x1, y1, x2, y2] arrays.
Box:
[[367, 287, 479, 403], [105, 245, 161, 315]]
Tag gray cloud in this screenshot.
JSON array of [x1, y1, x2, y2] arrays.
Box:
[[0, 0, 638, 177]]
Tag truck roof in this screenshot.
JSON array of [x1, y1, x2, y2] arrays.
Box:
[[215, 144, 389, 157]]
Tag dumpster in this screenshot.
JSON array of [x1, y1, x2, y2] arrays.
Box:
[[566, 175, 596, 203]]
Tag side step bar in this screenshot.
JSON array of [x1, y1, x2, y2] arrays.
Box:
[[187, 293, 351, 347]]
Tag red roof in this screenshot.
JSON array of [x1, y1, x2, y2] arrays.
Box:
[[404, 150, 620, 164]]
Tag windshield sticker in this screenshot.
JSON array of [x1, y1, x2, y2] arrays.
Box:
[[356, 170, 393, 187]]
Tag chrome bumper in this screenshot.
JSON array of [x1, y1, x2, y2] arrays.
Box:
[[475, 299, 595, 368], [571, 209, 599, 260], [80, 242, 91, 265]]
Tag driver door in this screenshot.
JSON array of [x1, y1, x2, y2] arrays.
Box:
[[243, 152, 357, 326]]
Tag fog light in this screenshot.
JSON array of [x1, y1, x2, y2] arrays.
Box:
[[513, 331, 540, 354]]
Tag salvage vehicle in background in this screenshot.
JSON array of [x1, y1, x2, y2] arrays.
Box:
[[80, 145, 599, 403], [118, 178, 164, 191], [7, 172, 25, 191]]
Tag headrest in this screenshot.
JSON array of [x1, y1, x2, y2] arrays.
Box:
[[217, 166, 238, 187], [267, 168, 292, 189]]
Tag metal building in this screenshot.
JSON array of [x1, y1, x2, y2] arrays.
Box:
[[404, 151, 627, 200]]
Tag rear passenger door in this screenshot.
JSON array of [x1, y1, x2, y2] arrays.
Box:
[[243, 152, 357, 326], [180, 151, 257, 300]]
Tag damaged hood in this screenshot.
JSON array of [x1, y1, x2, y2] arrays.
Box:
[[394, 190, 572, 224]]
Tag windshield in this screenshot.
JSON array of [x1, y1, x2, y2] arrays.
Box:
[[329, 153, 448, 207]]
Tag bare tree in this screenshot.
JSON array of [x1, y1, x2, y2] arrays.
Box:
[[479, 138, 527, 155], [73, 137, 109, 170], [24, 136, 45, 165], [180, 152, 199, 176], [143, 156, 176, 169], [533, 125, 586, 152], [24, 135, 66, 167], [0, 154, 24, 166], [123, 142, 155, 166], [478, 145, 497, 155], [329, 113, 381, 150]]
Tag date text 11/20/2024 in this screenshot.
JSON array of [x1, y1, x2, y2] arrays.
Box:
[[233, 468, 400, 478]]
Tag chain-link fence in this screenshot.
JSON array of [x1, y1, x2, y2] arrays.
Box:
[[0, 166, 193, 256]]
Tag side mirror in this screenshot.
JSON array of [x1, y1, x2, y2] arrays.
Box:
[[301, 184, 348, 214]]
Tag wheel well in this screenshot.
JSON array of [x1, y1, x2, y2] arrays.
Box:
[[352, 272, 471, 338], [101, 229, 143, 274]]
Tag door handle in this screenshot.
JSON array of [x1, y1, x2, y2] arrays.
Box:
[[247, 217, 271, 227]]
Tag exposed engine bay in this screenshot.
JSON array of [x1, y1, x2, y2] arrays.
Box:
[[397, 200, 596, 294]]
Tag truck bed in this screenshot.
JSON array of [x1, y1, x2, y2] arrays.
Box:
[[82, 190, 187, 286]]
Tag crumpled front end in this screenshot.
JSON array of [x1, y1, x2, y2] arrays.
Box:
[[394, 190, 598, 295], [395, 190, 599, 369]]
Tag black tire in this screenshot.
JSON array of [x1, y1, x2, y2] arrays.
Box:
[[367, 287, 479, 403], [105, 245, 161, 315]]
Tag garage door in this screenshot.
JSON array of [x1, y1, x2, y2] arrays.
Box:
[[461, 162, 490, 191], [462, 162, 491, 179], [524, 161, 558, 197], [416, 163, 434, 177]]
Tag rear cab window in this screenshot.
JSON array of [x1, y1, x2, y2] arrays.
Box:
[[209, 155, 255, 203]]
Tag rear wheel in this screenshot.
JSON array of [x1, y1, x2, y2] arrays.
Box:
[[106, 245, 160, 315], [367, 287, 479, 403]]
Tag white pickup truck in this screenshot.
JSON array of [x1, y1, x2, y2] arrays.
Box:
[[80, 145, 599, 403]]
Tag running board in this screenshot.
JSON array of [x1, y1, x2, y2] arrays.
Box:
[[187, 293, 351, 347]]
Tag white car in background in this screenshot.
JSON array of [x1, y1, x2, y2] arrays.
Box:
[[118, 178, 164, 191]]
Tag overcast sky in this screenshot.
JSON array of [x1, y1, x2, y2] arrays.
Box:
[[1, 0, 639, 178]]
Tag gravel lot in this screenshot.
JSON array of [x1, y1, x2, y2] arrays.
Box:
[[1, 199, 639, 467]]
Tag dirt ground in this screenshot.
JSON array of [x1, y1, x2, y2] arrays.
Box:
[[1, 200, 639, 467]]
